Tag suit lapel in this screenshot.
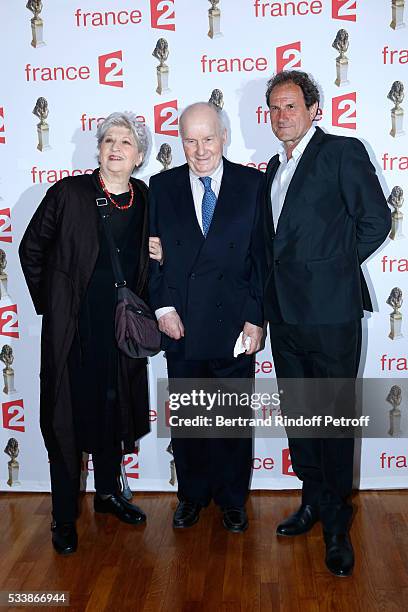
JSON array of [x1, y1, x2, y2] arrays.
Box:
[[265, 155, 280, 239], [173, 164, 205, 246], [275, 127, 324, 234], [204, 157, 240, 240]]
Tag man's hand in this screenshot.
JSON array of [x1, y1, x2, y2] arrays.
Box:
[[158, 310, 185, 340], [242, 321, 263, 355], [149, 236, 164, 265]]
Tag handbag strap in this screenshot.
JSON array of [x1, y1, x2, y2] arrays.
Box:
[[95, 198, 127, 288]]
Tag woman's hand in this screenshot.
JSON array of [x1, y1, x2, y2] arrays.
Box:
[[149, 236, 164, 265]]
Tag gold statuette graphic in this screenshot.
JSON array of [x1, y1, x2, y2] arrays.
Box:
[[166, 442, 177, 486], [26, 0, 45, 48], [156, 143, 172, 172], [388, 186, 404, 240], [208, 0, 222, 39], [387, 287, 404, 340], [390, 0, 406, 30], [388, 81, 405, 138], [0, 249, 8, 300], [4, 438, 21, 487], [153, 38, 170, 95], [33, 96, 50, 151], [0, 345, 16, 395], [386, 385, 403, 437], [209, 88, 224, 110], [332, 29, 349, 87]]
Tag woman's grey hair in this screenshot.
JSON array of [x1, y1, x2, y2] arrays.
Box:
[[96, 111, 150, 166], [179, 102, 227, 138]]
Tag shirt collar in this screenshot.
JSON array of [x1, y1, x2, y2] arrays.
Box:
[[277, 125, 316, 163], [189, 159, 224, 184]]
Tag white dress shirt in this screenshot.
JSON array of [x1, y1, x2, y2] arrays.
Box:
[[155, 161, 224, 320], [189, 160, 223, 231], [271, 125, 316, 231]]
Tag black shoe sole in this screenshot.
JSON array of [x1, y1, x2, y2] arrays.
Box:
[[326, 566, 354, 578], [173, 515, 199, 528], [276, 528, 314, 537], [276, 521, 318, 537], [173, 511, 200, 528], [53, 548, 77, 555], [52, 543, 77, 555], [222, 519, 248, 533], [94, 506, 146, 525]]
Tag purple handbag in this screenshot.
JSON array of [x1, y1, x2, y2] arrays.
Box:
[[115, 286, 161, 358], [96, 197, 161, 358]]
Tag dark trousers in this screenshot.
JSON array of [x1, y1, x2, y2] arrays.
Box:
[[50, 444, 122, 523], [166, 352, 254, 508], [269, 320, 362, 534]]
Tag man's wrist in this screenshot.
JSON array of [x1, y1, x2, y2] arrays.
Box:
[[155, 306, 176, 320]]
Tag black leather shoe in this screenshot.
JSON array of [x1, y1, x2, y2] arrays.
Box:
[[276, 504, 318, 536], [94, 494, 146, 525], [222, 507, 248, 533], [324, 532, 354, 577], [173, 501, 201, 528], [51, 521, 78, 555]]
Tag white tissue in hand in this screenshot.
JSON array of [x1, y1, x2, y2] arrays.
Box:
[[233, 332, 251, 358]]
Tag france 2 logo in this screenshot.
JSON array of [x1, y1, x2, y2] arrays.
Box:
[[150, 0, 176, 31], [276, 42, 301, 73], [332, 92, 357, 129], [0, 107, 5, 144], [282, 448, 296, 476], [98, 51, 124, 88], [332, 0, 357, 22], [2, 400, 25, 433], [0, 209, 12, 243], [0, 305, 19, 339], [124, 452, 139, 479], [154, 100, 179, 137]]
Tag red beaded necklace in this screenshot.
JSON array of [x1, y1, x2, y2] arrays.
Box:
[[98, 171, 134, 210]]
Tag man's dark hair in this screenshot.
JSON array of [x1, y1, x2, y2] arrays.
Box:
[[265, 70, 320, 109]]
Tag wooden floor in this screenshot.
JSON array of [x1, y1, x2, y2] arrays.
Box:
[[0, 491, 407, 612]]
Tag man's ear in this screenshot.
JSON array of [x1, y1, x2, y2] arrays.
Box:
[[222, 128, 227, 144], [309, 102, 319, 121]]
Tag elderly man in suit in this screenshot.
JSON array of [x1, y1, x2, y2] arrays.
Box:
[[149, 102, 265, 533], [263, 70, 391, 576]]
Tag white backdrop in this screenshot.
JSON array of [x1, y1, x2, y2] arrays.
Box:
[[0, 0, 407, 493]]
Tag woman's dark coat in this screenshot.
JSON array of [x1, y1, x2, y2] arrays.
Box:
[[19, 171, 150, 475]]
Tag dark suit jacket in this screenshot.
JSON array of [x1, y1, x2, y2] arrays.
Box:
[[263, 127, 391, 325], [149, 157, 265, 360]]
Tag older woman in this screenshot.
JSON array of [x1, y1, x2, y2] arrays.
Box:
[[19, 112, 161, 555]]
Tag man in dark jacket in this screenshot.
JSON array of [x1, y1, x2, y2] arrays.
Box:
[[149, 102, 265, 532], [263, 70, 391, 576]]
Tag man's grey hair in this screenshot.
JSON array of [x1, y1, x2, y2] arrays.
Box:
[[96, 111, 150, 166], [179, 102, 227, 138]]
